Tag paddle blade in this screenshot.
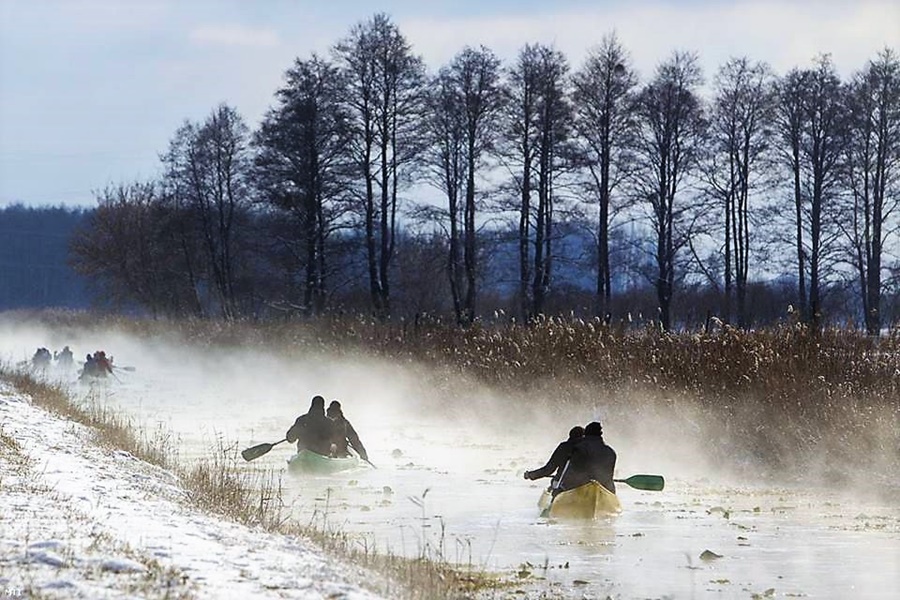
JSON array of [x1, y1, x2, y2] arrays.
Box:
[[241, 442, 275, 462], [615, 474, 665, 491]]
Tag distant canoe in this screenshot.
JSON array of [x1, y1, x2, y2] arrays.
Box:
[[286, 449, 361, 475], [539, 480, 621, 519], [78, 370, 111, 384]]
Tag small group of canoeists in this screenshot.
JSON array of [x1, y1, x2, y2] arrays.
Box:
[[80, 350, 115, 381], [240, 395, 371, 470], [525, 421, 665, 518], [27, 345, 81, 373], [242, 399, 663, 517], [283, 395, 371, 474]]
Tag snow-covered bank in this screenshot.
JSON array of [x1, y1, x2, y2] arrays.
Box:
[[0, 381, 385, 599]]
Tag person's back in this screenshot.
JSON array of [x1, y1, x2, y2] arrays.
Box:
[[286, 395, 333, 455], [524, 426, 584, 483], [326, 401, 368, 461], [329, 414, 349, 457], [562, 421, 616, 493], [81, 354, 95, 378], [56, 346, 74, 368], [33, 348, 51, 369], [95, 351, 112, 374]]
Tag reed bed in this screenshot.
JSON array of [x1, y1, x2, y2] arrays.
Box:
[[11, 309, 900, 485], [34, 310, 900, 399], [7, 313, 900, 486]]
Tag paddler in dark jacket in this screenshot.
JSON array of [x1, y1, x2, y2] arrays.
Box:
[[326, 400, 368, 462], [286, 395, 333, 455], [560, 421, 617, 494], [523, 425, 584, 486]]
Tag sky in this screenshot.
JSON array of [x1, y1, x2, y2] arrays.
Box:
[[1, 0, 898, 209]]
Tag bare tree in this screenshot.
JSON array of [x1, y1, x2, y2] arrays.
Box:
[[700, 57, 775, 327], [571, 32, 639, 319], [632, 51, 707, 331], [334, 13, 427, 320], [254, 55, 353, 316], [842, 48, 900, 334], [772, 69, 808, 320], [70, 182, 200, 316], [773, 56, 847, 325], [502, 43, 573, 320], [422, 46, 504, 325], [162, 104, 254, 319]]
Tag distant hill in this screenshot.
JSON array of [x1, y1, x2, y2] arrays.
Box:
[[0, 204, 92, 310]]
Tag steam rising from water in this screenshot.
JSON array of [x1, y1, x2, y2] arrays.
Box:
[[1, 313, 896, 495]]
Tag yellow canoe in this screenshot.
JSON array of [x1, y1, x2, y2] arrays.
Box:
[[538, 480, 621, 519]]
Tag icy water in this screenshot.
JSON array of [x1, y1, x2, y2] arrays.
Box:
[[4, 329, 900, 599]]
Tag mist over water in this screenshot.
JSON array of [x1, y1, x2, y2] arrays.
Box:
[[2, 315, 899, 598]]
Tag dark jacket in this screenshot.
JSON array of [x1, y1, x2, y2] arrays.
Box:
[[329, 415, 368, 461], [525, 438, 580, 481], [286, 409, 333, 455], [561, 435, 617, 494]]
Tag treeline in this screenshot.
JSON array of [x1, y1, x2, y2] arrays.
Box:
[[0, 204, 91, 310], [70, 13, 900, 331]]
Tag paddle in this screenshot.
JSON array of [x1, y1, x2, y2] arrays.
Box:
[[614, 474, 665, 491], [551, 459, 571, 491], [114, 366, 136, 372], [241, 438, 288, 462], [347, 447, 377, 469], [108, 367, 122, 383]]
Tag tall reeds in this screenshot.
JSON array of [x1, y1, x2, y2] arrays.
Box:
[[26, 311, 893, 487]]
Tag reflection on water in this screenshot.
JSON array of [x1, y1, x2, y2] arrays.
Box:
[[273, 430, 900, 599], [10, 340, 899, 600]]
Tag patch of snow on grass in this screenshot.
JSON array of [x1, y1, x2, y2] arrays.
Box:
[[0, 381, 385, 599]]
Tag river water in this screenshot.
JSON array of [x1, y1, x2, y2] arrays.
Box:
[[3, 323, 899, 598]]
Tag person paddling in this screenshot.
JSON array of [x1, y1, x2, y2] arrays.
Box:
[[81, 353, 96, 378], [93, 351, 113, 376], [55, 346, 74, 369], [525, 421, 616, 495], [286, 395, 334, 456], [32, 347, 52, 371], [326, 400, 368, 462], [562, 421, 617, 494], [523, 425, 584, 493]]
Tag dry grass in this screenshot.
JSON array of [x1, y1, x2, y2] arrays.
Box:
[[0, 424, 25, 461], [180, 452, 288, 530], [1, 369, 176, 470], [0, 423, 30, 491]]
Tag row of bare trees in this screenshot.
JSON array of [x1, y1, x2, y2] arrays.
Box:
[[70, 14, 900, 332]]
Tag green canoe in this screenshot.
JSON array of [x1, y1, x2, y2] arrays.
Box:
[[286, 449, 361, 475]]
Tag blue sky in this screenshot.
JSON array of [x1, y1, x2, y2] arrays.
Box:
[[1, 0, 898, 208]]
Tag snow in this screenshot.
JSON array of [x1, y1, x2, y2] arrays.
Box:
[[0, 382, 386, 599]]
